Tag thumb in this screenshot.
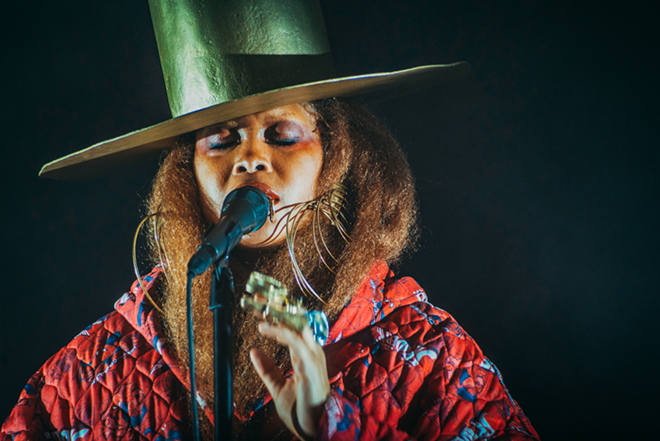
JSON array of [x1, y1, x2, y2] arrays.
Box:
[[250, 348, 287, 397]]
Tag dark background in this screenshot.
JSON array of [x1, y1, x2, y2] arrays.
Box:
[[2, 0, 658, 439]]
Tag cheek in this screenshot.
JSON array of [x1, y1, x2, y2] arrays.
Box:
[[194, 154, 230, 223], [289, 147, 324, 198]]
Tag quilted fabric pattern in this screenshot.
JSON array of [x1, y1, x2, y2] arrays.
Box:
[[316, 262, 539, 440], [2, 262, 539, 440], [1, 267, 190, 441]]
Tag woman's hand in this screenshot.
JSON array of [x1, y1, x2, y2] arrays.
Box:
[[250, 322, 330, 440]]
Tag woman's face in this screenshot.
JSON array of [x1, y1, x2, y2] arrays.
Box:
[[194, 104, 324, 248]]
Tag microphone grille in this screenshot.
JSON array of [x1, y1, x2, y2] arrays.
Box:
[[222, 186, 270, 232]]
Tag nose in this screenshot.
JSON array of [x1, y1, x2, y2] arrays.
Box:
[[232, 136, 273, 175]]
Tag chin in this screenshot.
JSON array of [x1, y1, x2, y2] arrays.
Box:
[[239, 230, 285, 249]]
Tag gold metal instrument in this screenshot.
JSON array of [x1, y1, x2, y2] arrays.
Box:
[[240, 272, 329, 345]]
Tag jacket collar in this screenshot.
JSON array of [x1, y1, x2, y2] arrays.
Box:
[[116, 262, 428, 353], [326, 261, 427, 345]]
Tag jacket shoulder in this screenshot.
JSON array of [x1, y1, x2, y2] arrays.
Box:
[[325, 299, 539, 439], [2, 311, 187, 441]]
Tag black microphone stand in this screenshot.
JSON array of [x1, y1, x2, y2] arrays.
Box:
[[186, 187, 269, 440], [210, 254, 234, 441]]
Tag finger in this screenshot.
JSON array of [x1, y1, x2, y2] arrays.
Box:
[[258, 322, 325, 372], [258, 322, 305, 347], [250, 348, 287, 396], [301, 325, 321, 347]]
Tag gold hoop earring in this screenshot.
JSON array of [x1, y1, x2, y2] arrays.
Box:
[[262, 184, 350, 301], [132, 213, 168, 314]]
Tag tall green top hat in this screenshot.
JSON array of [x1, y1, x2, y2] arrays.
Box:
[[39, 0, 469, 179]]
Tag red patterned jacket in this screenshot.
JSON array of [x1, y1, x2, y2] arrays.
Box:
[[2, 263, 538, 440]]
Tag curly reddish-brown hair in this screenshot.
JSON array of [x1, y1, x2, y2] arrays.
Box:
[[145, 98, 418, 435]]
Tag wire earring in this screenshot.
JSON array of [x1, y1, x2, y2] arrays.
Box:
[[262, 184, 350, 301], [132, 213, 168, 314]]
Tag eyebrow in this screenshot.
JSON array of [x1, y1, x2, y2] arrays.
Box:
[[200, 108, 313, 138], [260, 111, 303, 125]]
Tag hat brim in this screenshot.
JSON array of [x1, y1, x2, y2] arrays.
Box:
[[40, 62, 470, 179]]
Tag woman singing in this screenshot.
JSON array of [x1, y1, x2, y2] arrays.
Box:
[[2, 1, 539, 440]]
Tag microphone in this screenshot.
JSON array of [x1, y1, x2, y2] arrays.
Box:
[[187, 186, 270, 277]]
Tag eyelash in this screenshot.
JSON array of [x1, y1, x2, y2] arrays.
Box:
[[209, 138, 298, 150], [270, 138, 297, 146], [209, 141, 236, 150]]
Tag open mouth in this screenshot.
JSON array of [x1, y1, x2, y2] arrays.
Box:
[[237, 182, 280, 204]]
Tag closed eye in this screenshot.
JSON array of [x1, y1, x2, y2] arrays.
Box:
[[265, 122, 303, 147], [208, 129, 240, 150], [209, 140, 238, 150], [269, 138, 298, 146]]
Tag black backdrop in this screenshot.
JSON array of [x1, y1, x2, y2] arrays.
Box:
[[2, 1, 658, 439]]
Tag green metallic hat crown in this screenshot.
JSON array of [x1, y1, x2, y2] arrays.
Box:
[[148, 0, 336, 117], [39, 0, 470, 179]]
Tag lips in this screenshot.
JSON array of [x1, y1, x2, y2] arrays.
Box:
[[237, 182, 280, 203]]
